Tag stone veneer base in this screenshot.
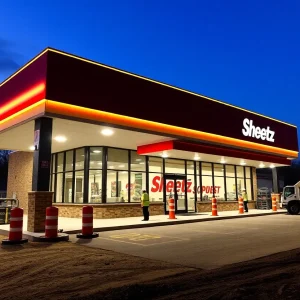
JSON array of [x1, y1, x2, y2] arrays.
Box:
[[54, 201, 258, 219], [27, 191, 54, 233]]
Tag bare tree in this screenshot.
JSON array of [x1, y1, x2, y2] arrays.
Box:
[[0, 150, 11, 165]]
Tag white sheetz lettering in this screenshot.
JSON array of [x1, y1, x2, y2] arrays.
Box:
[[242, 118, 275, 142]]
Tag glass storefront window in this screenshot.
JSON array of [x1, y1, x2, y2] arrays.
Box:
[[108, 148, 128, 170], [225, 165, 235, 177], [75, 148, 85, 170], [245, 167, 251, 178], [202, 163, 212, 176], [149, 172, 163, 202], [118, 171, 129, 202], [131, 151, 146, 171], [149, 157, 163, 173], [130, 172, 146, 202], [51, 174, 55, 193], [75, 171, 84, 203], [236, 178, 244, 196], [57, 153, 64, 172], [89, 170, 102, 203], [55, 173, 63, 202], [246, 179, 252, 200], [196, 161, 200, 175], [214, 176, 225, 200], [106, 171, 129, 203], [187, 175, 196, 211], [201, 175, 213, 201], [226, 177, 237, 201], [187, 161, 195, 175], [52, 154, 56, 173], [65, 151, 73, 172], [51, 147, 254, 206], [165, 159, 185, 174], [236, 166, 244, 178], [214, 164, 224, 176], [107, 171, 117, 203], [90, 147, 102, 169], [64, 172, 73, 203]]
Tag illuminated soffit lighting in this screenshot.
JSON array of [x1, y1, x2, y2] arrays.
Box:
[[29, 146, 35, 151], [101, 128, 114, 136], [161, 152, 168, 158], [54, 136, 67, 142]]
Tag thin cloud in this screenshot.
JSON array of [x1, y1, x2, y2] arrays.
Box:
[[0, 38, 21, 73]]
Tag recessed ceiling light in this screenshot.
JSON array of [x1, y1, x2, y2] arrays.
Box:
[[270, 164, 275, 169], [90, 161, 95, 165], [136, 159, 142, 161], [220, 156, 226, 164], [118, 164, 125, 168], [29, 146, 35, 151], [54, 136, 67, 142], [108, 166, 115, 169], [161, 152, 168, 158], [240, 161, 246, 166], [97, 162, 102, 165], [139, 162, 145, 165], [93, 150, 101, 153], [121, 171, 127, 174], [259, 163, 265, 168], [101, 128, 114, 136]]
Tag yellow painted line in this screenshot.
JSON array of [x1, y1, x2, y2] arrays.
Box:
[[98, 236, 147, 246], [145, 239, 189, 246], [109, 233, 162, 241]]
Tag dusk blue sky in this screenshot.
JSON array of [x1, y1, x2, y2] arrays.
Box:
[[1, 1, 300, 134]]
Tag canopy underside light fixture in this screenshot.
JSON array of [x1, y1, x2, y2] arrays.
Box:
[[161, 151, 169, 158], [54, 135, 67, 142], [101, 128, 114, 136]]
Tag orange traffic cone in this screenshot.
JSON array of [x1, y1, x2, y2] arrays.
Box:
[[168, 198, 176, 219], [238, 197, 244, 214], [272, 196, 277, 212], [211, 197, 218, 216]]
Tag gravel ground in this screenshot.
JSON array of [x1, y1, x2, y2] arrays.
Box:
[[1, 235, 300, 300]]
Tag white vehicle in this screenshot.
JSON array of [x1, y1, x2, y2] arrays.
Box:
[[281, 181, 300, 214]]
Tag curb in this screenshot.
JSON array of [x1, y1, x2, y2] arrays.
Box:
[[64, 211, 287, 234], [0, 211, 288, 238]]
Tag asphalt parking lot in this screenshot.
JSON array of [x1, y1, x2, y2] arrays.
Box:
[[71, 214, 300, 269]]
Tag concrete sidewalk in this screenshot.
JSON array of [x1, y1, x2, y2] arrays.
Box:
[[0, 209, 287, 240]]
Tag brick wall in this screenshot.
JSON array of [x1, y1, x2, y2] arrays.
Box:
[[27, 191, 53, 232], [197, 201, 256, 212], [7, 151, 33, 213], [252, 167, 257, 201], [55, 202, 165, 219]]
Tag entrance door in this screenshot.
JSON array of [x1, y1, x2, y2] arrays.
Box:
[[164, 174, 187, 214]]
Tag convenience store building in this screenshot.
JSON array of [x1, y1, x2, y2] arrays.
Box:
[[0, 48, 298, 232]]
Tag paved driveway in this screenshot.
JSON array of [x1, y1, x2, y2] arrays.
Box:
[[70, 214, 300, 269]]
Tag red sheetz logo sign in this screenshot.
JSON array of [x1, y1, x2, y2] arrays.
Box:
[[151, 176, 221, 194]]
